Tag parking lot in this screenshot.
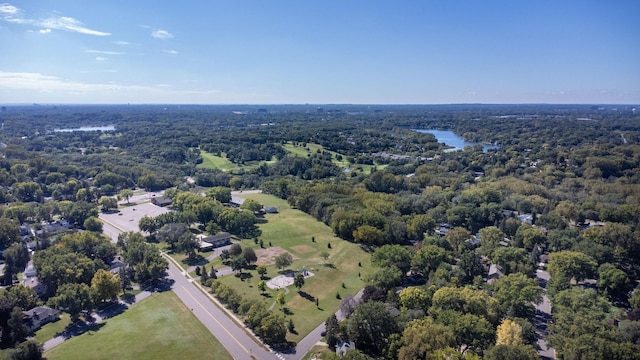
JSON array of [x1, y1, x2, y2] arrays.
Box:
[[99, 194, 171, 241]]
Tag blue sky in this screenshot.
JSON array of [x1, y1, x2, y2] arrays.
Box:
[[0, 1, 638, 104]]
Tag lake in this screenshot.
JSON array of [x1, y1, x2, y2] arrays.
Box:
[[54, 125, 115, 132], [415, 129, 499, 152]]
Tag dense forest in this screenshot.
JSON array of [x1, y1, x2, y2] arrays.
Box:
[[0, 104, 639, 359]]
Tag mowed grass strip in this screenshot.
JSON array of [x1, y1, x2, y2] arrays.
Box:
[[216, 193, 374, 342], [197, 150, 238, 171], [44, 291, 232, 360]]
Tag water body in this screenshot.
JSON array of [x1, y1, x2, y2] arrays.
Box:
[[54, 125, 115, 132], [415, 129, 499, 152]]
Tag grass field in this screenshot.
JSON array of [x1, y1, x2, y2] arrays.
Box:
[[44, 292, 232, 360], [197, 149, 276, 172], [282, 142, 383, 174], [197, 150, 238, 171], [210, 193, 374, 343]]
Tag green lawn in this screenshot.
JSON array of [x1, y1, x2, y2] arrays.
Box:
[[197, 150, 238, 171], [282, 142, 382, 174], [44, 291, 232, 360], [213, 193, 374, 343], [197, 149, 276, 172], [34, 313, 72, 344]]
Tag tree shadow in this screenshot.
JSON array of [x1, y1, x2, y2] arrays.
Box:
[[96, 302, 128, 320], [282, 307, 294, 316], [183, 254, 205, 266], [298, 291, 315, 302], [323, 263, 337, 270], [61, 321, 106, 339], [245, 264, 257, 271], [121, 293, 136, 304], [102, 209, 121, 214], [261, 293, 273, 298], [120, 202, 138, 207], [236, 272, 253, 281], [273, 341, 297, 353]]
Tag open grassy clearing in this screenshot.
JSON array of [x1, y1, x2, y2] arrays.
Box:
[[282, 141, 383, 174], [197, 150, 238, 171], [44, 291, 232, 360], [197, 149, 277, 172], [212, 193, 374, 343]]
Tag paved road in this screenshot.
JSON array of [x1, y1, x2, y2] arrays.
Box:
[[284, 290, 364, 360], [535, 269, 555, 360], [165, 259, 279, 360]]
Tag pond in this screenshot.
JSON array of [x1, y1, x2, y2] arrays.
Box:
[[54, 125, 115, 132], [415, 129, 499, 152]]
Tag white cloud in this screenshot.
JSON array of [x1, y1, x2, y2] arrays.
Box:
[[39, 28, 51, 34], [0, 71, 221, 101], [0, 3, 110, 36], [0, 4, 19, 14], [85, 50, 124, 55], [163, 49, 178, 55], [0, 71, 147, 93], [40, 16, 110, 36], [151, 29, 173, 39], [95, 57, 107, 61], [112, 40, 130, 46]]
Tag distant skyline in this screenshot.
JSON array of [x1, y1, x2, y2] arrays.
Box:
[[0, 1, 638, 104]]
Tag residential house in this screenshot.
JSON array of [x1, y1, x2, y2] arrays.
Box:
[[487, 264, 503, 283], [23, 306, 60, 331], [336, 340, 356, 357], [230, 196, 245, 207], [23, 277, 45, 296], [110, 255, 125, 274]]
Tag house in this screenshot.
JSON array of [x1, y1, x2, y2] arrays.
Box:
[[23, 306, 60, 331], [23, 277, 45, 296], [336, 340, 356, 357], [435, 223, 452, 236], [263, 206, 278, 214], [518, 214, 533, 224], [487, 264, 503, 283], [19, 225, 31, 236], [230, 196, 245, 207], [201, 232, 232, 249], [151, 196, 172, 207], [23, 263, 37, 278], [110, 255, 125, 274]]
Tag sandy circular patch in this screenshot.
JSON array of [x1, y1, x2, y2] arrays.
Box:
[[266, 270, 315, 290]]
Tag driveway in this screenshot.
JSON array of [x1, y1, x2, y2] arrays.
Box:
[[535, 269, 555, 359]]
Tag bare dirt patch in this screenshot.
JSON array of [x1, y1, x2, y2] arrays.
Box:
[[255, 246, 299, 266], [266, 270, 315, 290], [291, 244, 314, 254]]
